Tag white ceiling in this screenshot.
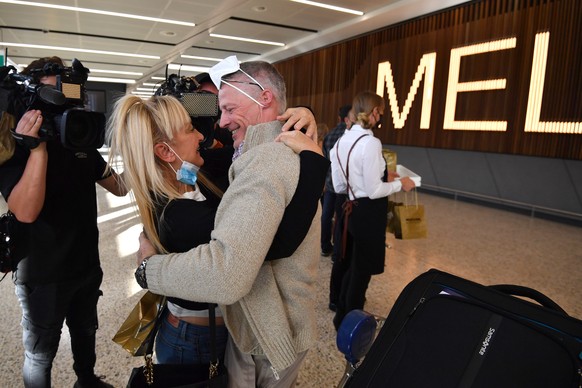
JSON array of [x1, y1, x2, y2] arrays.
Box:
[[0, 0, 470, 93]]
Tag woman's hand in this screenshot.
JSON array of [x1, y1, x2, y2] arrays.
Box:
[[399, 177, 416, 192], [136, 231, 156, 266], [276, 130, 323, 156], [387, 171, 400, 182], [277, 107, 317, 141]]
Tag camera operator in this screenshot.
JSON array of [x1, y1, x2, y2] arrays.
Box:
[[190, 72, 234, 191], [0, 56, 127, 388]]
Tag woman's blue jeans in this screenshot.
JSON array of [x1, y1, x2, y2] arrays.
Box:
[[154, 309, 228, 365]]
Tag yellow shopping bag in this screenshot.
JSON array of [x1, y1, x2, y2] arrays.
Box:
[[392, 191, 427, 240], [112, 291, 166, 356]]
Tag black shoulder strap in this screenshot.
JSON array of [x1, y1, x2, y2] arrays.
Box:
[[336, 134, 368, 200]]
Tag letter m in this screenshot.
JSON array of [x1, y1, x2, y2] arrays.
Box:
[[376, 52, 436, 129]]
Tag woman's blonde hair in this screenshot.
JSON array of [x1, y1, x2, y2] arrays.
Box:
[[106, 95, 222, 253], [351, 91, 384, 129]]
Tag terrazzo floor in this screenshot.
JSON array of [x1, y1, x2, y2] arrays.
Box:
[[1, 177, 581, 387]]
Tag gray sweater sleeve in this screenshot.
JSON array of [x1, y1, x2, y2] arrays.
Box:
[[145, 142, 300, 305]]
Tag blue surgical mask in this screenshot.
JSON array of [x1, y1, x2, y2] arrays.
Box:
[[164, 143, 200, 186], [176, 160, 199, 186]]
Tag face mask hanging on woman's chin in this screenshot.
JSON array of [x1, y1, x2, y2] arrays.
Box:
[[176, 160, 200, 186], [163, 142, 200, 186]]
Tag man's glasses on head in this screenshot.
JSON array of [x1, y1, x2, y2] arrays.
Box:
[[222, 79, 264, 90]]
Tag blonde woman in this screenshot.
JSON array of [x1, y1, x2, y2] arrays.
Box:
[[107, 94, 229, 365], [330, 91, 415, 330]]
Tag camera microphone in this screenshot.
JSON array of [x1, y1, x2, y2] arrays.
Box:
[[27, 84, 66, 106]]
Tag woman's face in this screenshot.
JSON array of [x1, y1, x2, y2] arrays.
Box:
[[168, 122, 205, 168], [370, 105, 385, 128]]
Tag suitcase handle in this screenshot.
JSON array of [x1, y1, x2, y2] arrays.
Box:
[[490, 284, 567, 315]]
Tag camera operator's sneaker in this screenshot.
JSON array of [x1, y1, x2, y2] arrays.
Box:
[[73, 375, 114, 388]]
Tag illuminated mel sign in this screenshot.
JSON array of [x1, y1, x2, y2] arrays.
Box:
[[376, 31, 582, 135]]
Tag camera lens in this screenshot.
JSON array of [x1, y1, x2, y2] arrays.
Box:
[[60, 109, 105, 150]]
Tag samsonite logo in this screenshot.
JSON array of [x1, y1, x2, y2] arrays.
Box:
[[479, 328, 496, 356]]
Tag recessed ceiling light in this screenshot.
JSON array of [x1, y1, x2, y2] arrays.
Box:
[[88, 76, 136, 84], [289, 0, 364, 16], [180, 55, 222, 62], [160, 31, 177, 37], [1, 42, 159, 59], [168, 64, 211, 72], [0, 0, 195, 26], [209, 33, 284, 47], [91, 69, 143, 76], [252, 6, 267, 12]]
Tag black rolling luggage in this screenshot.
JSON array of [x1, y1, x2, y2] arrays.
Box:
[[344, 268, 582, 388]]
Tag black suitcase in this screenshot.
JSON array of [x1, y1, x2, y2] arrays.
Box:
[[343, 268, 582, 388]]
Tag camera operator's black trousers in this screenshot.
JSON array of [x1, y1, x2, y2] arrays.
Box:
[[15, 268, 103, 388]]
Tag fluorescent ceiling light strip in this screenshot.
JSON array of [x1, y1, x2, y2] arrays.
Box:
[[290, 0, 363, 16], [136, 87, 155, 91], [91, 69, 143, 76], [180, 55, 222, 62], [209, 33, 284, 47], [1, 42, 159, 59], [168, 64, 211, 72], [131, 91, 154, 95], [142, 83, 159, 87], [151, 76, 165, 80], [88, 76, 135, 84], [0, 0, 195, 26]]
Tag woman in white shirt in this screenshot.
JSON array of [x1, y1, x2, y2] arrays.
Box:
[[330, 91, 416, 329]]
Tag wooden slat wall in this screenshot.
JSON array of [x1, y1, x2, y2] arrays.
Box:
[[275, 0, 582, 160]]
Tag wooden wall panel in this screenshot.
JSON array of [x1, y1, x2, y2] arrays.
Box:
[[275, 0, 582, 160]]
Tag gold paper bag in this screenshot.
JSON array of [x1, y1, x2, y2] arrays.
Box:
[[112, 291, 166, 356], [382, 149, 397, 173], [394, 203, 427, 239], [392, 191, 427, 240]]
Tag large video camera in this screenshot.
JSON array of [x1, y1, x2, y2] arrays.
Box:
[[0, 58, 105, 151], [155, 73, 219, 149]]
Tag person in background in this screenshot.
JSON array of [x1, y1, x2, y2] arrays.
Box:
[[134, 56, 329, 387], [330, 91, 415, 330], [321, 104, 352, 258], [322, 104, 352, 311], [316, 122, 329, 149], [0, 56, 128, 388]]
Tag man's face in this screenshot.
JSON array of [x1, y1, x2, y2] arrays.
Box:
[[40, 75, 57, 86], [218, 82, 263, 148]]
